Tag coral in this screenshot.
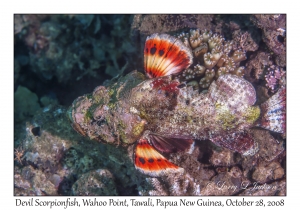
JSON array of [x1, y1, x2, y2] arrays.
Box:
[[175, 29, 247, 89], [250, 14, 286, 67], [15, 15, 138, 84], [139, 172, 201, 196], [232, 29, 259, 52], [250, 129, 285, 162], [201, 166, 249, 195], [14, 80, 286, 196], [14, 15, 286, 196], [63, 148, 96, 174], [14, 85, 41, 122], [245, 51, 273, 82], [68, 51, 285, 191], [14, 165, 58, 195], [14, 106, 74, 195], [14, 105, 147, 195], [244, 53, 286, 94], [250, 14, 286, 30], [252, 161, 285, 184], [238, 128, 285, 180], [264, 65, 286, 92], [131, 14, 214, 40], [71, 169, 118, 195], [209, 148, 235, 166], [169, 145, 216, 187]]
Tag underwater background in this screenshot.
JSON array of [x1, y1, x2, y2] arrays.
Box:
[[14, 14, 286, 196]]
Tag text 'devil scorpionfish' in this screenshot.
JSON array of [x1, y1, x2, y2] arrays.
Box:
[[68, 33, 286, 177]]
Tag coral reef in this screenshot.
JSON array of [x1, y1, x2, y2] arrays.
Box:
[[209, 148, 235, 166], [131, 14, 214, 42], [244, 52, 286, 93], [201, 166, 249, 195], [231, 29, 259, 52], [14, 85, 41, 122], [252, 161, 284, 183], [250, 14, 286, 67], [67, 48, 285, 196], [14, 15, 140, 110], [140, 172, 201, 196], [14, 83, 286, 196], [72, 169, 118, 195], [250, 129, 285, 162], [14, 105, 145, 195], [175, 29, 247, 89], [15, 15, 137, 84], [14, 14, 286, 196], [245, 51, 273, 82], [15, 165, 59, 195], [264, 65, 286, 92]]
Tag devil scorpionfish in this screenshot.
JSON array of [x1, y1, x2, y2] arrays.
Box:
[[68, 33, 286, 177]]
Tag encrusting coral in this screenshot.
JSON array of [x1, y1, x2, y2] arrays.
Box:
[[138, 170, 201, 196], [72, 169, 118, 195], [250, 14, 286, 67], [264, 65, 286, 92]]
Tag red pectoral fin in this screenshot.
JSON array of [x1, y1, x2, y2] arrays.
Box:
[[149, 133, 194, 154], [134, 138, 183, 177], [144, 33, 193, 78]]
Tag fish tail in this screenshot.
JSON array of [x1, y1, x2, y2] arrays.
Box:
[[257, 88, 286, 133]]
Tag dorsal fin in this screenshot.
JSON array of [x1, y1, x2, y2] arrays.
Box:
[[144, 33, 193, 78]]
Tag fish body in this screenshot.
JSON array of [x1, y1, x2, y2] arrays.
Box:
[[68, 33, 286, 177]]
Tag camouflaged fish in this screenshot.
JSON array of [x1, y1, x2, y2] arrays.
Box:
[[68, 33, 286, 177]]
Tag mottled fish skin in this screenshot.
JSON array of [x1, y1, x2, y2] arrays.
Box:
[[68, 33, 286, 176], [70, 73, 260, 150], [129, 74, 259, 145], [68, 67, 285, 177]]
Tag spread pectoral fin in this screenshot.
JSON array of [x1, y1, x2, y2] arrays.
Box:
[[134, 137, 183, 177], [144, 33, 193, 78], [210, 132, 258, 156], [149, 133, 194, 154]]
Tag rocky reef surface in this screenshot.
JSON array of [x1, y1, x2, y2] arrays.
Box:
[[14, 14, 286, 196]]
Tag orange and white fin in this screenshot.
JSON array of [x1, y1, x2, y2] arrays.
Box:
[[144, 33, 193, 78], [134, 137, 183, 177]]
